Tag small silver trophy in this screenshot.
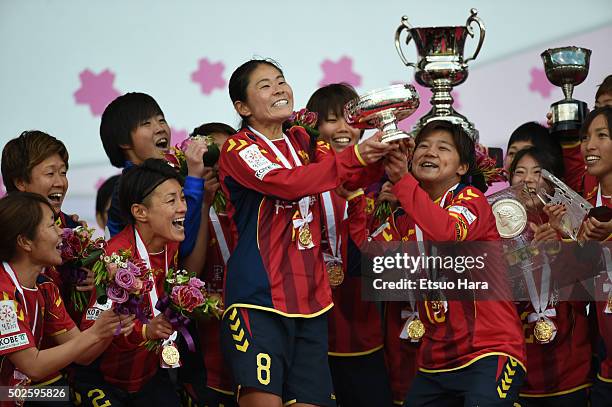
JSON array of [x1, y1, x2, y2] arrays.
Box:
[[541, 46, 592, 141], [394, 8, 485, 141], [344, 83, 420, 143]]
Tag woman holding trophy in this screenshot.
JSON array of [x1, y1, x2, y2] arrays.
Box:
[[384, 120, 526, 406], [217, 59, 392, 407], [506, 147, 592, 406]]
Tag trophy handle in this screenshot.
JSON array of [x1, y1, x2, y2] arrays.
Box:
[[394, 16, 416, 68], [464, 8, 486, 64]]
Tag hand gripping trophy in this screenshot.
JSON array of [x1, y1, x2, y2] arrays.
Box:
[[394, 8, 485, 141]]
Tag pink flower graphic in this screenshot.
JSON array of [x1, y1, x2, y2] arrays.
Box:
[[528, 67, 555, 99], [191, 58, 226, 95], [74, 69, 121, 116], [319, 56, 362, 88], [171, 127, 188, 146]]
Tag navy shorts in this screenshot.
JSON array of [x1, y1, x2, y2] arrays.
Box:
[[591, 377, 612, 407], [516, 387, 589, 407], [404, 354, 526, 407], [220, 307, 335, 406]]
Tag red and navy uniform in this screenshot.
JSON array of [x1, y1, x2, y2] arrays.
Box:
[[324, 190, 393, 406], [218, 126, 379, 406], [80, 225, 179, 393], [517, 301, 592, 401], [218, 126, 378, 317], [0, 266, 75, 407], [391, 175, 526, 405], [370, 211, 419, 405]]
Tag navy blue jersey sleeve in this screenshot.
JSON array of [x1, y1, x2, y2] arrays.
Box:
[[179, 175, 205, 258], [106, 175, 126, 237]]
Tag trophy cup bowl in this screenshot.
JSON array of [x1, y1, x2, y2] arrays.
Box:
[[541, 46, 591, 139], [344, 83, 419, 143], [394, 8, 485, 141]]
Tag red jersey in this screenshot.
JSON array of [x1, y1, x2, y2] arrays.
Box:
[[370, 213, 419, 404], [218, 126, 380, 317], [198, 209, 234, 393], [0, 264, 74, 406], [81, 225, 179, 392], [518, 301, 592, 396], [561, 141, 586, 194], [391, 176, 526, 372], [324, 190, 383, 355]]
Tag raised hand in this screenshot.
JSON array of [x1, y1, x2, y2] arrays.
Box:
[[356, 131, 396, 164], [384, 149, 409, 184], [184, 138, 209, 178]]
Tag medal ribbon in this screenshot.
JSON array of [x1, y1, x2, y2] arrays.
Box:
[[248, 127, 312, 243], [321, 191, 347, 263], [524, 255, 556, 323], [414, 184, 458, 314], [134, 228, 166, 318], [2, 262, 39, 336], [400, 290, 421, 342], [209, 207, 230, 265]]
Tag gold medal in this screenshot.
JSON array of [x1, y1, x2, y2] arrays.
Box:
[[406, 319, 425, 341], [607, 296, 612, 314], [327, 262, 344, 287], [299, 225, 313, 247], [161, 343, 181, 366], [533, 318, 556, 343]]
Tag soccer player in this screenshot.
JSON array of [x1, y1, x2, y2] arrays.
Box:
[[306, 83, 393, 406], [0, 192, 133, 406], [77, 159, 207, 406], [384, 120, 527, 406], [218, 59, 392, 407]]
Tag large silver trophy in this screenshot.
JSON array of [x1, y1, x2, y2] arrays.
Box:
[[541, 46, 591, 142], [344, 83, 420, 143], [394, 8, 485, 141]]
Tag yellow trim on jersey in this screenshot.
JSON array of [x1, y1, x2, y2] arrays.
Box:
[[419, 352, 526, 374], [519, 382, 592, 398], [354, 145, 367, 166], [284, 399, 298, 406], [346, 188, 365, 202], [393, 400, 404, 406], [223, 302, 334, 319], [561, 140, 581, 149], [33, 374, 63, 386], [597, 373, 612, 383], [48, 328, 68, 337], [208, 385, 235, 396], [328, 344, 383, 357]]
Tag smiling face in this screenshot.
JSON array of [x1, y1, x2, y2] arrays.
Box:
[[15, 154, 68, 212], [581, 113, 612, 179], [27, 203, 63, 267], [137, 179, 187, 243], [411, 129, 468, 190], [504, 140, 534, 172], [318, 111, 361, 152], [123, 114, 171, 165], [235, 63, 294, 128]]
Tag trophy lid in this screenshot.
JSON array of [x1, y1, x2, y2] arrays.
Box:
[[344, 84, 419, 130], [541, 46, 591, 87]]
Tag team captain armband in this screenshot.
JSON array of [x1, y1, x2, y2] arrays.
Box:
[[447, 205, 477, 225], [238, 144, 281, 180]]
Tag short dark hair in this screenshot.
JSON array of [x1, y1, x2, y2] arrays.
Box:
[[118, 159, 182, 224], [506, 122, 564, 174], [0, 192, 55, 261], [306, 83, 360, 128], [509, 147, 563, 183], [1, 130, 69, 193], [580, 106, 612, 141], [95, 174, 120, 216], [100, 92, 164, 168], [189, 122, 236, 138], [595, 75, 612, 104], [228, 59, 284, 130], [415, 120, 487, 192]]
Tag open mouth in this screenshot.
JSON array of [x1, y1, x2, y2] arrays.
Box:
[[332, 136, 351, 146], [272, 99, 288, 108], [48, 193, 63, 205], [172, 217, 185, 231], [420, 161, 439, 169], [585, 155, 600, 165], [155, 137, 169, 151]]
